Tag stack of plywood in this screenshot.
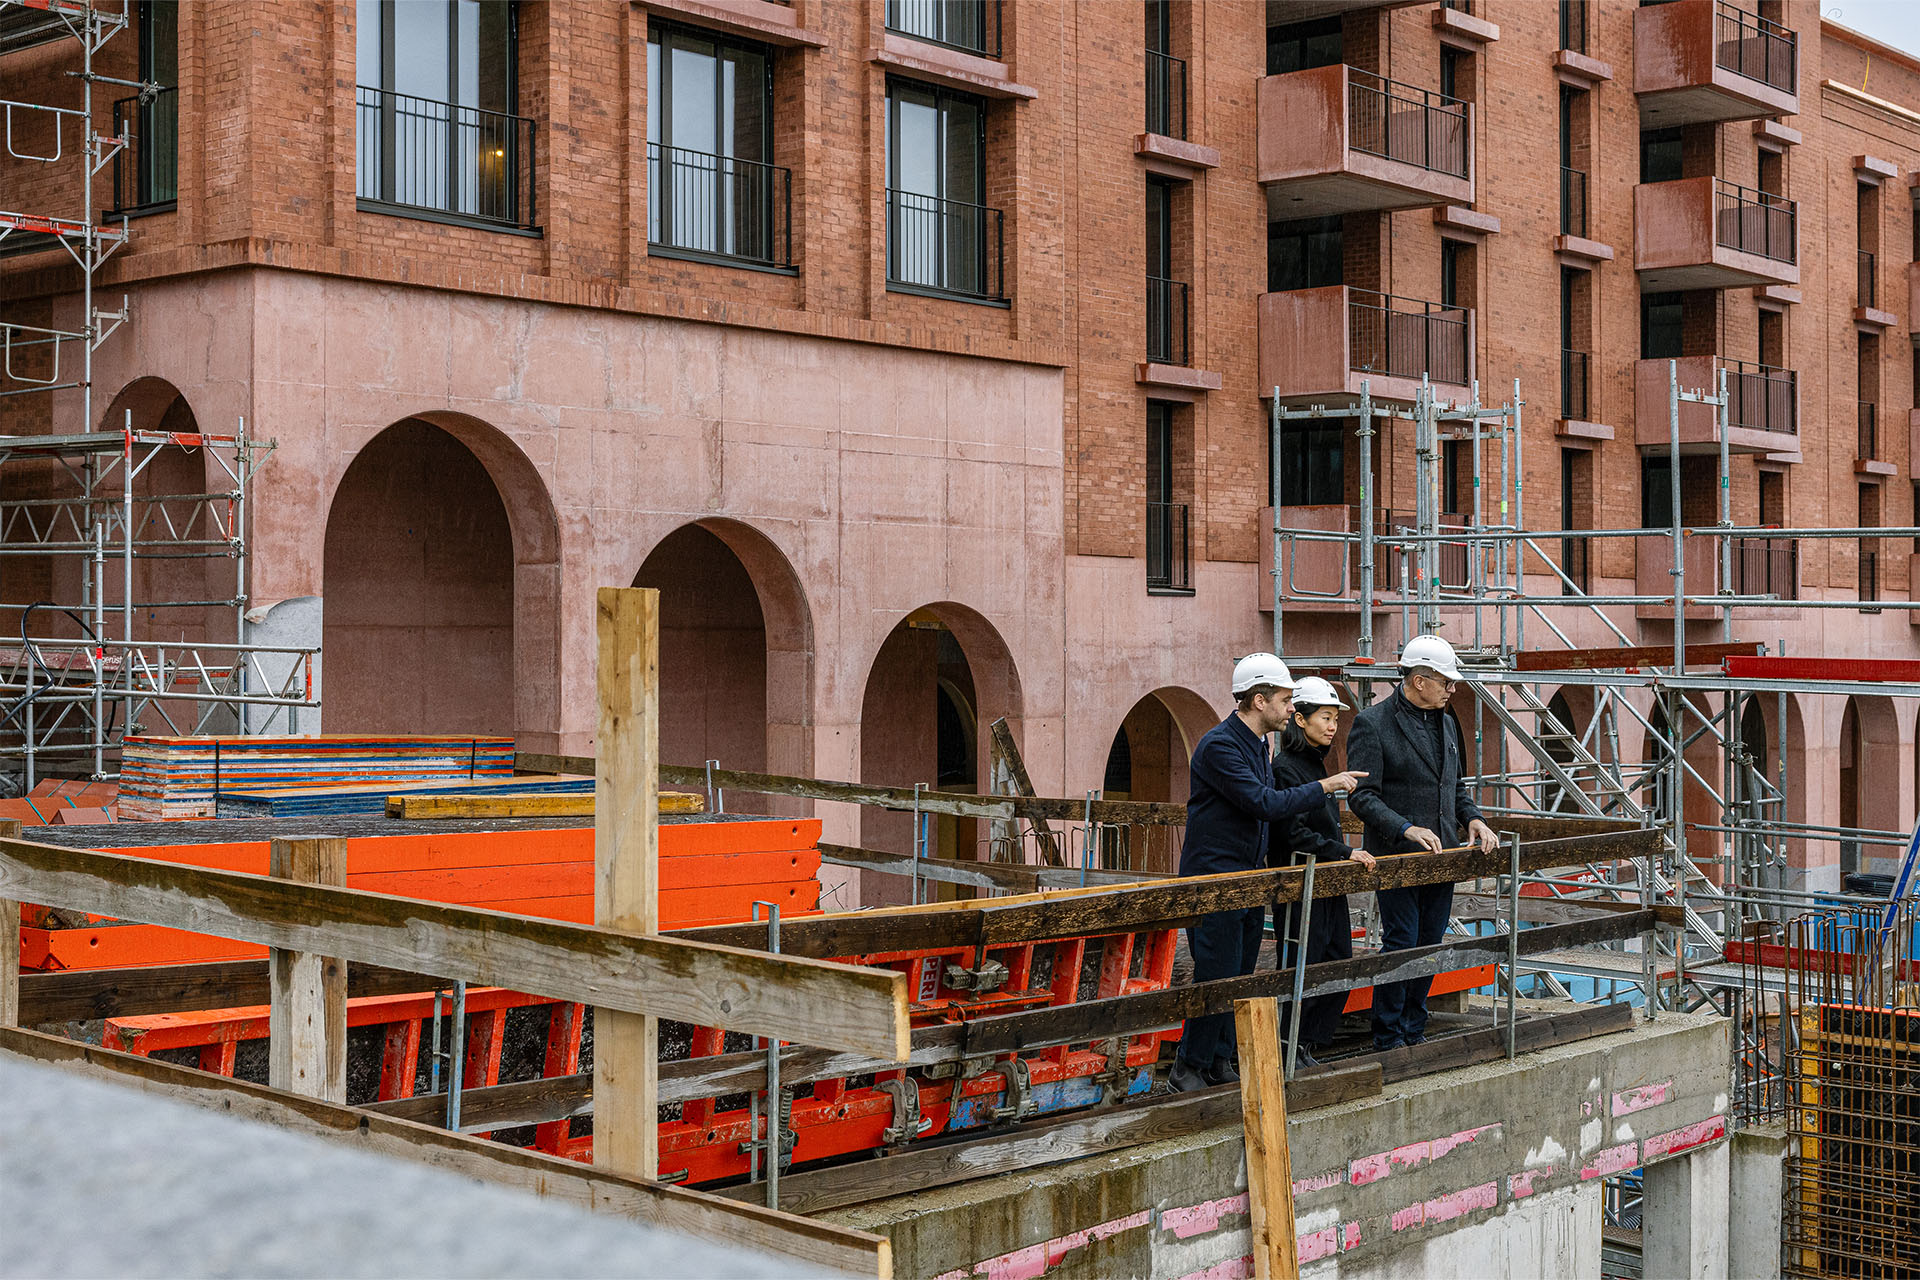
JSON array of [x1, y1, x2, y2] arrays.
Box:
[[118, 735, 515, 821], [213, 774, 593, 820]]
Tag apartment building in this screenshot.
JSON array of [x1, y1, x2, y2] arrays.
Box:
[[1, 0, 1916, 890]]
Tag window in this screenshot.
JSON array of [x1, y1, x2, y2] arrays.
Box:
[[886, 81, 1001, 300], [1859, 484, 1881, 604], [1146, 403, 1191, 592], [887, 0, 999, 58], [1269, 215, 1342, 293], [1641, 291, 1683, 360], [1267, 16, 1342, 76], [1562, 268, 1589, 421], [1559, 0, 1587, 52], [1146, 178, 1187, 365], [1279, 423, 1344, 506], [1561, 449, 1591, 594], [1758, 308, 1783, 367], [1441, 239, 1465, 308], [1440, 46, 1465, 100], [1559, 87, 1588, 237], [1145, 0, 1184, 139], [1639, 127, 1683, 184], [1760, 471, 1784, 527], [646, 24, 787, 267], [119, 1, 178, 211], [1642, 454, 1673, 530], [1758, 146, 1783, 197], [356, 0, 532, 231]]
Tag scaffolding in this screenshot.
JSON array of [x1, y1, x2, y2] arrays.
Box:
[[0, 0, 319, 786]]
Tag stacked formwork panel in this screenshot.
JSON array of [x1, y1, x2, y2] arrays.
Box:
[[0, 0, 317, 785]]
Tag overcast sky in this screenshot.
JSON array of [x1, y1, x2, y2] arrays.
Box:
[[1823, 2, 1920, 64]]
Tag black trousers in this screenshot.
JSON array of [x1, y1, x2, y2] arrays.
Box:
[[1177, 906, 1265, 1068], [1371, 880, 1455, 1046], [1274, 891, 1355, 1049]]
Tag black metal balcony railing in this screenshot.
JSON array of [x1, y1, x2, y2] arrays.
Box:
[[1560, 166, 1588, 238], [110, 87, 178, 214], [1733, 536, 1797, 600], [1713, 179, 1796, 264], [1146, 502, 1192, 592], [647, 143, 792, 268], [1860, 547, 1880, 603], [1859, 400, 1878, 460], [355, 86, 538, 232], [1562, 349, 1590, 421], [886, 188, 1006, 301], [1146, 49, 1188, 140], [1716, 0, 1797, 95], [1347, 69, 1468, 179], [1349, 290, 1469, 386], [1147, 276, 1190, 366], [1858, 249, 1877, 309], [1724, 359, 1797, 435], [1559, 0, 1587, 53], [885, 0, 1001, 58]]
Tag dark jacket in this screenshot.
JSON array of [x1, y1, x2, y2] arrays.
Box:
[[1345, 685, 1484, 859], [1180, 713, 1328, 876], [1268, 742, 1353, 869]]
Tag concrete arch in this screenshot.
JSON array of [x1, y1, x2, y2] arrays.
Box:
[[1840, 693, 1901, 876], [632, 517, 817, 789], [321, 414, 562, 742], [1101, 686, 1215, 875]]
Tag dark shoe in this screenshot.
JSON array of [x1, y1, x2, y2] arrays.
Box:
[[1292, 1049, 1322, 1070], [1208, 1057, 1241, 1085], [1168, 1059, 1210, 1093], [1373, 1038, 1405, 1053], [1403, 1034, 1427, 1047]]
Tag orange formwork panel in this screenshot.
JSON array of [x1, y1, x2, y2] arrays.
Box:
[[18, 817, 823, 972]]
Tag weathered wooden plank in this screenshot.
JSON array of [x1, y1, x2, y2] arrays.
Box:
[[596, 586, 662, 1182], [1373, 1001, 1635, 1082], [385, 792, 704, 820], [0, 819, 18, 1028], [1235, 997, 1299, 1280], [1453, 893, 1685, 930], [962, 911, 1655, 1054], [675, 904, 984, 959], [18, 960, 438, 1026], [0, 837, 909, 1060], [0, 1026, 891, 1278], [721, 1064, 1382, 1216], [988, 717, 1066, 865], [817, 843, 1157, 894], [267, 837, 347, 1102]]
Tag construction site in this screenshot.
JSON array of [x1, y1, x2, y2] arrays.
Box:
[[3, 0, 1920, 1276]]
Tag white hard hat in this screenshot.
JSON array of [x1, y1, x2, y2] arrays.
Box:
[[1231, 652, 1296, 695], [1400, 634, 1464, 683], [1291, 676, 1349, 710]]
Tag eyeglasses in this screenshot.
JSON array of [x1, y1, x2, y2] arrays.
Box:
[[1421, 674, 1458, 690]]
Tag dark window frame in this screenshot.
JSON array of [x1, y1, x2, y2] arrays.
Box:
[[884, 77, 1003, 304]]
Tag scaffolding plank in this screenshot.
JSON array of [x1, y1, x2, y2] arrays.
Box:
[[0, 1025, 892, 1278], [1722, 654, 1920, 684], [17, 958, 437, 1024], [1512, 641, 1761, 672], [386, 791, 705, 819]]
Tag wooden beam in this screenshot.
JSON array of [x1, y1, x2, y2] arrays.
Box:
[[817, 843, 1156, 894], [0, 1025, 891, 1278], [18, 959, 437, 1025], [1512, 641, 1761, 672], [1235, 998, 1298, 1280], [719, 1065, 1382, 1216], [0, 837, 909, 1060], [267, 836, 347, 1102], [987, 717, 1065, 865], [385, 792, 704, 820], [1453, 893, 1685, 930], [0, 818, 17, 1028], [595, 586, 662, 1182], [1372, 1001, 1634, 1082]]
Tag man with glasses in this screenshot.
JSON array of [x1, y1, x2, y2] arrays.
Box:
[[1346, 634, 1499, 1051]]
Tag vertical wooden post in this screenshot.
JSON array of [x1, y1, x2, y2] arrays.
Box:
[[593, 586, 661, 1180], [1235, 996, 1300, 1280], [0, 819, 22, 1028], [267, 835, 348, 1101]]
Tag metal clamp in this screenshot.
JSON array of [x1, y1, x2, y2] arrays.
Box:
[[988, 1057, 1035, 1126], [1095, 1036, 1135, 1106], [942, 958, 1009, 993], [876, 1077, 928, 1147]]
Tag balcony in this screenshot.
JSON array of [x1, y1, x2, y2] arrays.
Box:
[[1146, 276, 1190, 366], [1855, 401, 1894, 476], [1634, 356, 1798, 455], [886, 0, 1000, 58], [110, 87, 178, 216], [1733, 537, 1798, 601], [1258, 64, 1471, 219], [1860, 546, 1881, 606], [1634, 534, 1737, 619], [355, 87, 539, 234], [647, 143, 792, 269], [1146, 502, 1192, 594], [1561, 349, 1590, 421], [1560, 166, 1588, 238], [1634, 0, 1797, 125], [1146, 50, 1187, 140], [885, 189, 1006, 302], [1259, 286, 1473, 405], [1634, 177, 1797, 289]]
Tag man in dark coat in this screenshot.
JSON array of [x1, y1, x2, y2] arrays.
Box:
[[1169, 654, 1366, 1092], [1345, 634, 1499, 1050]]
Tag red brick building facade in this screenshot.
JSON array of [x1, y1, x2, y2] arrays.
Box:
[[2, 0, 1917, 891]]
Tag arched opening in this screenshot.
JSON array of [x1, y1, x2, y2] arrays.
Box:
[[1839, 694, 1900, 880], [631, 520, 815, 800], [857, 604, 1022, 905], [1840, 699, 1862, 877], [1101, 687, 1214, 874], [322, 416, 557, 738], [1543, 690, 1578, 813]]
